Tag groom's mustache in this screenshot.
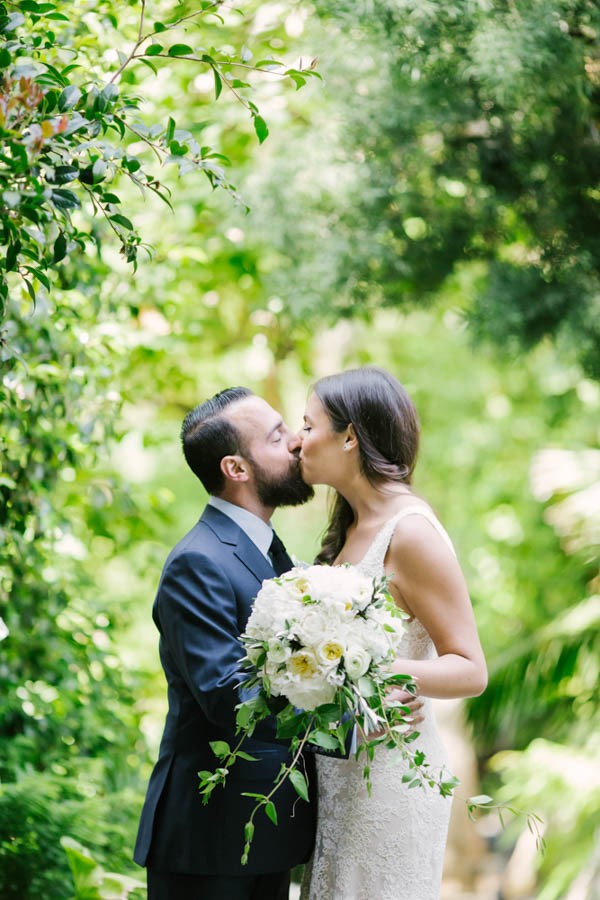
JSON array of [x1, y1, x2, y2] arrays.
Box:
[[292, 451, 309, 483]]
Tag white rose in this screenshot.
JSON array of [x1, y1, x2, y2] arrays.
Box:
[[0, 617, 8, 641], [267, 638, 291, 665], [351, 586, 373, 612], [345, 646, 371, 681]]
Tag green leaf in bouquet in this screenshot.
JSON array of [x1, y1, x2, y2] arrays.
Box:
[[315, 703, 342, 724], [357, 676, 376, 697], [275, 706, 311, 739], [241, 792, 267, 800], [209, 740, 230, 759], [384, 672, 416, 687], [236, 705, 253, 729], [467, 794, 493, 806], [440, 778, 460, 796], [289, 768, 309, 802], [308, 730, 340, 751], [264, 801, 278, 825], [244, 821, 255, 843], [236, 751, 259, 762]]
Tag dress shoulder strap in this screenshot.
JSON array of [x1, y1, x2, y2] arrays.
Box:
[[362, 504, 456, 575]]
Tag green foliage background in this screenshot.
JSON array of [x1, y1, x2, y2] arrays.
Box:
[[1, 1, 599, 897]]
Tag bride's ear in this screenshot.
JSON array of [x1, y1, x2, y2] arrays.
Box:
[[342, 424, 358, 453]]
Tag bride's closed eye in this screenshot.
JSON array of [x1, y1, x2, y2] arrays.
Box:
[[301, 425, 311, 433]]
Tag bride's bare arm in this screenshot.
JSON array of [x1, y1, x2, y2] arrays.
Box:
[[386, 517, 487, 699]]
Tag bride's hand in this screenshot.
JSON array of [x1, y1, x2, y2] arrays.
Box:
[[363, 686, 424, 741], [386, 686, 424, 727]]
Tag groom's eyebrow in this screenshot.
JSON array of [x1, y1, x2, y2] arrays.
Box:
[[266, 419, 284, 438]]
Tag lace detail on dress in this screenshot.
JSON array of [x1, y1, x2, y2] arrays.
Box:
[[301, 507, 453, 900]]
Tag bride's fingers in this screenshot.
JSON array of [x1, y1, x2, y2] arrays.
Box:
[[386, 688, 425, 724]]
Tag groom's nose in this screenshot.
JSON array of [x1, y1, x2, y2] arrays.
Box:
[[287, 432, 302, 453]]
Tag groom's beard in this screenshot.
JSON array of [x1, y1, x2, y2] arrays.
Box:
[[249, 456, 314, 508]]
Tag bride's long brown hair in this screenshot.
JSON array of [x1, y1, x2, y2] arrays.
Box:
[[314, 367, 420, 564]]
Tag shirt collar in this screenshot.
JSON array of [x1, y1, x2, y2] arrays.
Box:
[[208, 496, 273, 560]]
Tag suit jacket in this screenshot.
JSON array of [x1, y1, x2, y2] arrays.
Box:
[[133, 505, 316, 875]]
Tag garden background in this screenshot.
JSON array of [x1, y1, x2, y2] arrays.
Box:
[[1, 1, 598, 898]]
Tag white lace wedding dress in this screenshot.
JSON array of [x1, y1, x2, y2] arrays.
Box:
[[301, 507, 454, 900]]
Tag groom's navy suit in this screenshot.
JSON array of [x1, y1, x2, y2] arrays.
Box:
[[134, 504, 316, 878]]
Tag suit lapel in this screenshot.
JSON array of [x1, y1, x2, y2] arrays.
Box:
[[200, 505, 275, 586]]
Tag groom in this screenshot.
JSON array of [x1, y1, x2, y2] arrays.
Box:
[[134, 387, 316, 899]]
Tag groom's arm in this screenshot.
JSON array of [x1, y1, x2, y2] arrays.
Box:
[[155, 547, 281, 744], [155, 548, 250, 733]]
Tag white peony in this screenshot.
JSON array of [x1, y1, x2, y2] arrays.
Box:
[[293, 608, 329, 646], [283, 677, 337, 711]]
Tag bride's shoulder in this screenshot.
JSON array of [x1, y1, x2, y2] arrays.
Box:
[[387, 501, 453, 558]]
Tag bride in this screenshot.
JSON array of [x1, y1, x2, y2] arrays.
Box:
[[298, 367, 488, 900]]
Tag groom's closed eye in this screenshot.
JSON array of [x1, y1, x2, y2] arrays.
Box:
[[267, 420, 284, 442]]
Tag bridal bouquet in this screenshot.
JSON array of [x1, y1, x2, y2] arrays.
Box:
[[198, 564, 458, 863]]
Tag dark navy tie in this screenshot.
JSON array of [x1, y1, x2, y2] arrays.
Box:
[[268, 532, 293, 576]]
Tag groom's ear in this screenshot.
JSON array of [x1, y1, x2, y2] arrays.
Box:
[[220, 455, 250, 483]]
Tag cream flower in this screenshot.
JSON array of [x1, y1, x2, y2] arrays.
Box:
[[288, 650, 319, 678], [316, 639, 345, 666]]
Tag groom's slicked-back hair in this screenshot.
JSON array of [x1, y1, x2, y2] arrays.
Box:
[[181, 387, 254, 495]]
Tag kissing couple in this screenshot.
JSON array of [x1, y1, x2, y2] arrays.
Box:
[[134, 366, 487, 900]]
